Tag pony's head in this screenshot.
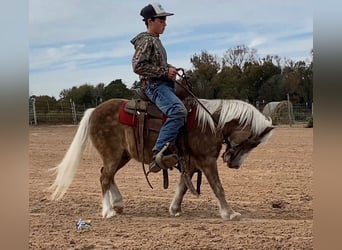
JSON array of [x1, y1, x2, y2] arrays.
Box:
[[221, 123, 273, 169], [195, 99, 274, 169]]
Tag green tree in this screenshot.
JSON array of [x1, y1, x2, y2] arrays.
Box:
[[93, 83, 105, 105], [301, 59, 313, 104], [103, 79, 133, 100], [131, 80, 142, 89], [242, 60, 281, 103], [77, 84, 96, 107], [58, 83, 96, 107], [59, 88, 71, 100], [258, 74, 288, 102], [188, 50, 220, 98], [282, 60, 308, 103], [32, 95, 58, 113], [211, 65, 242, 99]]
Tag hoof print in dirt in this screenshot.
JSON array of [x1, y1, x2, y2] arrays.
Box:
[[271, 200, 287, 209]]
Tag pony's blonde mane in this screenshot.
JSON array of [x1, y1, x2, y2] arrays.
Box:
[[196, 99, 272, 135]]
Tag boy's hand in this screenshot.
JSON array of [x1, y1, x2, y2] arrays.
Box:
[[168, 66, 177, 80]]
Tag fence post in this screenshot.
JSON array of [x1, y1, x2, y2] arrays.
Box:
[[287, 93, 293, 127], [32, 97, 37, 125], [70, 99, 77, 125]]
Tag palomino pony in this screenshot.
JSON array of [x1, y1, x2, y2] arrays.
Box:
[[49, 98, 273, 220]]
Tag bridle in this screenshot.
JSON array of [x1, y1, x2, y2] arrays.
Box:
[[222, 134, 260, 160]]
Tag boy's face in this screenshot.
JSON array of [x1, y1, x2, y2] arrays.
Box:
[[148, 17, 167, 35]]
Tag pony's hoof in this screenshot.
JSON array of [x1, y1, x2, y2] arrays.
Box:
[[173, 212, 181, 217], [230, 211, 242, 221], [169, 207, 182, 217], [114, 206, 123, 214], [102, 209, 115, 218]]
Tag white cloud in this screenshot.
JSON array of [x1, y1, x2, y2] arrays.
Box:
[[248, 37, 267, 48], [30, 44, 85, 69]]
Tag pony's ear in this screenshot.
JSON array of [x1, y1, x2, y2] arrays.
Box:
[[259, 126, 274, 138]]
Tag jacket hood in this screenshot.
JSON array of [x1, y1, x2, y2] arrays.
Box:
[[130, 32, 158, 48]]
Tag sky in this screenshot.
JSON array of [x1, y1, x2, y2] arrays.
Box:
[[29, 0, 313, 99]]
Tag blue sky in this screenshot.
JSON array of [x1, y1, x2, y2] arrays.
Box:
[[29, 0, 313, 98]]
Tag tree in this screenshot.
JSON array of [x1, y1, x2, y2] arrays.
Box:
[[258, 74, 288, 102], [242, 60, 281, 103], [189, 50, 220, 98], [59, 88, 71, 100], [211, 65, 242, 99], [301, 58, 313, 104], [32, 95, 58, 113], [282, 60, 310, 103], [93, 83, 105, 105], [77, 84, 96, 107], [131, 80, 142, 89], [103, 79, 133, 100], [222, 44, 258, 68], [58, 83, 96, 107]]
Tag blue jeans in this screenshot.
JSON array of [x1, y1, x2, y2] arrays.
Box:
[[145, 81, 188, 153]]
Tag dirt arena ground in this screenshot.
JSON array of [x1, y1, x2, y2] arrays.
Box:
[[29, 125, 313, 249]]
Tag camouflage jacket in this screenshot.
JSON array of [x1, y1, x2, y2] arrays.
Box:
[[131, 32, 170, 82]]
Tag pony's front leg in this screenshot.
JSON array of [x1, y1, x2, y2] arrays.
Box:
[[169, 175, 188, 217], [202, 165, 241, 221]]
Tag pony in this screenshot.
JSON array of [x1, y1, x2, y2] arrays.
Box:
[[49, 98, 273, 220]]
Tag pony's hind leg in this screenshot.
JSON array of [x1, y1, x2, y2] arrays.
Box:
[[100, 151, 130, 218], [100, 165, 118, 218]]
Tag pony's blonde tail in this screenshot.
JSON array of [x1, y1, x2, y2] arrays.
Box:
[[49, 108, 95, 200]]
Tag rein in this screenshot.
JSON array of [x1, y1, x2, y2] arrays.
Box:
[[175, 69, 218, 127]]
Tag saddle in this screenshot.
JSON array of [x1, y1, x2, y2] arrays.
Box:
[[118, 87, 201, 194], [122, 88, 195, 131], [123, 88, 165, 132]]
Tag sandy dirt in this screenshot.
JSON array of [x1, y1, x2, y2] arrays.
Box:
[[29, 125, 313, 249]]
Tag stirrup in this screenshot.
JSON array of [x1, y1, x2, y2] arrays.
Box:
[[148, 157, 162, 174], [155, 143, 179, 169]]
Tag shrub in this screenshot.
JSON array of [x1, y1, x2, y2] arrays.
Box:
[[306, 116, 313, 128]]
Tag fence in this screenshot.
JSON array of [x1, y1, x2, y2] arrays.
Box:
[[29, 98, 86, 125], [29, 98, 313, 126], [292, 103, 313, 123]]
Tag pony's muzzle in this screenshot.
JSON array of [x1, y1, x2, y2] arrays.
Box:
[[222, 151, 231, 163], [222, 151, 241, 169]]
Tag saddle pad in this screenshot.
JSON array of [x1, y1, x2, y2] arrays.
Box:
[[118, 101, 197, 131], [118, 101, 138, 126]]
